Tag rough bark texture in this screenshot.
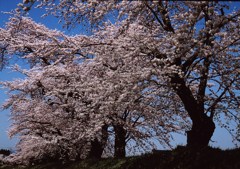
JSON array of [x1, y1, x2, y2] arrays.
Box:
[[114, 125, 126, 158]]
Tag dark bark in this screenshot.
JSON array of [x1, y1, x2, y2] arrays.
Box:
[[87, 125, 108, 159], [171, 74, 215, 148], [114, 125, 126, 158], [88, 139, 103, 159], [186, 112, 215, 148]]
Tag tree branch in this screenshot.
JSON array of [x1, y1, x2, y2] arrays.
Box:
[[207, 78, 236, 119], [144, 2, 165, 29]]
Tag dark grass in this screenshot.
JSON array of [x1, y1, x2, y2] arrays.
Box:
[[1, 146, 240, 169]]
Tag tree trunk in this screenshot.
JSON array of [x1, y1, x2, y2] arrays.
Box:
[[88, 125, 108, 159], [114, 125, 126, 158], [187, 114, 215, 148], [170, 74, 215, 149]]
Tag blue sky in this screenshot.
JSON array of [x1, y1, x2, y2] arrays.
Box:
[[0, 0, 239, 150]]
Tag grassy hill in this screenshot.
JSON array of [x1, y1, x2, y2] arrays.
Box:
[[1, 146, 240, 169]]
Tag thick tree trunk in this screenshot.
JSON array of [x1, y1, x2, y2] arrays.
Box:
[[88, 139, 104, 159], [187, 115, 215, 148], [114, 125, 126, 158], [88, 125, 108, 159], [171, 74, 215, 149]]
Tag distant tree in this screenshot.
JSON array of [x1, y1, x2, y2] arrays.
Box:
[[0, 149, 10, 156]]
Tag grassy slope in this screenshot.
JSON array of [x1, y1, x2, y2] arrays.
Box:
[[1, 147, 240, 169]]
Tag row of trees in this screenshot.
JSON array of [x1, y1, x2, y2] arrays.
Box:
[[0, 0, 239, 165], [0, 16, 188, 164]]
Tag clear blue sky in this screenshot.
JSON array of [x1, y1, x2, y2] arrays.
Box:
[[0, 0, 239, 150]]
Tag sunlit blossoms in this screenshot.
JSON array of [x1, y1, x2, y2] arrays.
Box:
[[0, 0, 239, 165]]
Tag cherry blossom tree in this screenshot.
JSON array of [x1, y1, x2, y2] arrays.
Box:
[[1, 65, 100, 164], [14, 0, 239, 148], [0, 0, 239, 164], [0, 16, 188, 162]]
